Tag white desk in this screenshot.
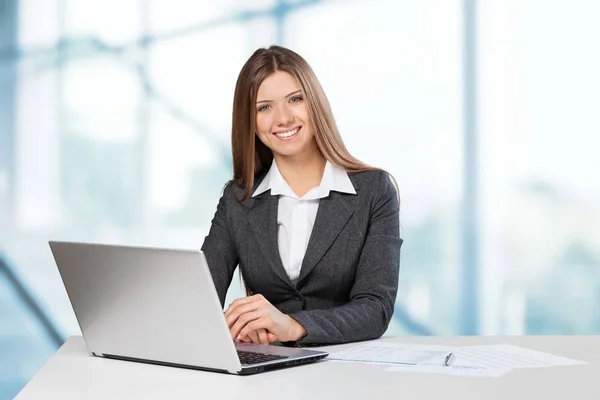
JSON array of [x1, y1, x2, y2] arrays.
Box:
[[16, 335, 600, 400]]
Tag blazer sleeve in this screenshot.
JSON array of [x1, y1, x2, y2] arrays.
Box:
[[201, 182, 239, 307], [290, 172, 402, 345]]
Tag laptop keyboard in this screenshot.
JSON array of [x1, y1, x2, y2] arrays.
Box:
[[237, 350, 289, 365]]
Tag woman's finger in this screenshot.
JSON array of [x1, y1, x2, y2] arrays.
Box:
[[230, 310, 265, 340], [225, 301, 263, 328], [246, 330, 260, 344], [238, 319, 271, 340], [224, 295, 261, 318], [258, 329, 269, 345]]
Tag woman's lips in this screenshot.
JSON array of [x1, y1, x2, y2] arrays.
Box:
[[273, 126, 301, 140]]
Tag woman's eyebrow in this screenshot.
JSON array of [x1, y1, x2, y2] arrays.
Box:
[[256, 90, 302, 104]]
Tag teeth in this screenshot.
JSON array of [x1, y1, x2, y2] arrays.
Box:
[[275, 128, 298, 138]]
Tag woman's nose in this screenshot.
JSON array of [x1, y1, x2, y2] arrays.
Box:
[[274, 104, 293, 125]]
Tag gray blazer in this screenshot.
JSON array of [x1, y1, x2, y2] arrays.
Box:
[[201, 169, 402, 346]]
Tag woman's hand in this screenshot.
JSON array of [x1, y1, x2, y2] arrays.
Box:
[[225, 294, 307, 343], [237, 329, 277, 345]]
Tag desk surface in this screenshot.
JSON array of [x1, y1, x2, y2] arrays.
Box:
[[16, 335, 600, 400]]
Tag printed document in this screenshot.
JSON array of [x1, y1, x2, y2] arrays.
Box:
[[327, 342, 454, 366], [385, 363, 511, 377], [454, 344, 588, 369], [328, 342, 587, 377]]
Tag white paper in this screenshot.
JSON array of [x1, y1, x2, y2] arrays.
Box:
[[385, 363, 511, 377], [327, 342, 456, 366], [455, 344, 588, 369], [327, 341, 587, 378]]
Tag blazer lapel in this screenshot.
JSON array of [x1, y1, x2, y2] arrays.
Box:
[[248, 192, 295, 288], [297, 190, 356, 284]]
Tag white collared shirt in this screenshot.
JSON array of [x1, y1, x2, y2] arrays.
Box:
[[252, 160, 356, 284]]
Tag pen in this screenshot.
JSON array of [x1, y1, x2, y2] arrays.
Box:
[[444, 352, 455, 367]]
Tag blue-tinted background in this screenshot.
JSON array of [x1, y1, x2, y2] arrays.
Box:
[[2, 0, 600, 398]]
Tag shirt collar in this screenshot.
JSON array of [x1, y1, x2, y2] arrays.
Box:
[[252, 159, 356, 199]]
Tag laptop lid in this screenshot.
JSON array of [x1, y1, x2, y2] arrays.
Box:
[[49, 241, 243, 374]]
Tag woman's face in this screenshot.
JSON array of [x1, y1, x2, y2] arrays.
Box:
[[255, 71, 316, 160]]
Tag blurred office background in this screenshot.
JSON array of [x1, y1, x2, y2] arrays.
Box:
[[1, 0, 600, 398]]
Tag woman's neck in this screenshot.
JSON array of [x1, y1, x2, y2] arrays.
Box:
[[274, 150, 326, 198]]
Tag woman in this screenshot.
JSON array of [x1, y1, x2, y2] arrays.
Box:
[[201, 45, 402, 346]]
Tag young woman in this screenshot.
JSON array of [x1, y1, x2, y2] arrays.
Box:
[[201, 45, 402, 346]]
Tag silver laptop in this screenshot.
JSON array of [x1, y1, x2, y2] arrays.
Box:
[[49, 240, 328, 375]]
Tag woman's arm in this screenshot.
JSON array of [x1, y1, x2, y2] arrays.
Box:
[[290, 172, 402, 345], [201, 182, 239, 307]]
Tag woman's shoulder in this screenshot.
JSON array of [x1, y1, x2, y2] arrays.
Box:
[[220, 179, 245, 201], [347, 169, 396, 194], [219, 172, 268, 204], [347, 169, 399, 211]]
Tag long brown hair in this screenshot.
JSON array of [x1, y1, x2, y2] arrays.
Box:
[[231, 45, 378, 199]]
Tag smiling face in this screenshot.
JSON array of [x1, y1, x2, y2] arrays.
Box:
[[255, 71, 318, 161]]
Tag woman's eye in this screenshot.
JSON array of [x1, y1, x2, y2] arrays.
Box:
[[290, 96, 303, 103], [258, 104, 271, 112]]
